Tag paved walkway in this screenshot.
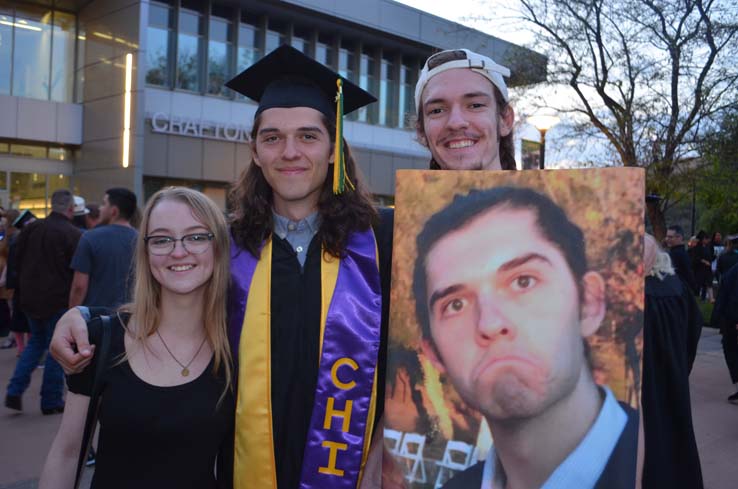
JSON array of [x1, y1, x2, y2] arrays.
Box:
[[0, 328, 735, 488], [689, 328, 738, 489]]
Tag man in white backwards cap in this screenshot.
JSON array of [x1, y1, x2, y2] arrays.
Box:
[[414, 49, 517, 171]]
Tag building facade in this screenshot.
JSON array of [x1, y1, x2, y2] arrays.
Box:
[[0, 0, 544, 213]]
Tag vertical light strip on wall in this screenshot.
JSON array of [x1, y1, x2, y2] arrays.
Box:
[[122, 52, 133, 168]]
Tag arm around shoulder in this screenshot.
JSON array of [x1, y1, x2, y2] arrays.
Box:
[[50, 308, 95, 374]]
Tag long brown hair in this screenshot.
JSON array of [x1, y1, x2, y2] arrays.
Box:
[[229, 113, 377, 258], [416, 84, 516, 171], [123, 187, 233, 397]]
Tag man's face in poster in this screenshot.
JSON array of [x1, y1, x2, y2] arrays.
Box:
[[421, 204, 606, 423]]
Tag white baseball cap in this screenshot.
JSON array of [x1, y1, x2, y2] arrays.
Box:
[[73, 195, 89, 216], [415, 49, 511, 111]]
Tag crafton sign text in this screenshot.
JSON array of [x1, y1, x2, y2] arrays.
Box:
[[150, 112, 250, 143]]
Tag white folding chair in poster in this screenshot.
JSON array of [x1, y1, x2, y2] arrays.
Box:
[[384, 428, 403, 455], [434, 440, 474, 488], [397, 432, 427, 483]]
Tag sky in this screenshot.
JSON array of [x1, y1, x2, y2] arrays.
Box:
[[394, 0, 533, 45], [394, 0, 612, 168]]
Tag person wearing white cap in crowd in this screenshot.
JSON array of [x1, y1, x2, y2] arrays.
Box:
[[72, 196, 90, 230], [414, 49, 516, 171]]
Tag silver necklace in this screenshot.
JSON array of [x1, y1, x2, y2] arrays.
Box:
[[155, 330, 207, 377]]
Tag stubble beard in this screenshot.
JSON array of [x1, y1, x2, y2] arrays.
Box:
[[475, 370, 549, 423]]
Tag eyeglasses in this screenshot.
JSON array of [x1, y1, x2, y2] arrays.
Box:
[[144, 233, 215, 256]]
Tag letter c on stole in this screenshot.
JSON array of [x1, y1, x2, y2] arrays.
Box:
[[331, 357, 358, 390]]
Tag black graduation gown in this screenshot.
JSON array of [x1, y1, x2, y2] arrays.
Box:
[[642, 274, 703, 489], [269, 208, 393, 489], [670, 246, 698, 294], [711, 265, 738, 383]]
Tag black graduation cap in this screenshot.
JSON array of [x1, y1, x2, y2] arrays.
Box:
[[225, 44, 376, 118], [12, 209, 37, 230]]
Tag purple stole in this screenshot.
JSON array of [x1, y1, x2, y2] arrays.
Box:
[[228, 227, 381, 489]]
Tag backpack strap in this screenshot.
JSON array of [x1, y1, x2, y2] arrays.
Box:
[[74, 315, 112, 488]]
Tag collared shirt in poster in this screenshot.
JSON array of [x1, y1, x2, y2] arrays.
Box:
[[480, 387, 629, 489]]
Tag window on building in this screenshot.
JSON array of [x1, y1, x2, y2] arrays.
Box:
[[9, 144, 47, 159], [146, 1, 174, 86], [380, 53, 398, 127], [236, 13, 262, 86], [51, 11, 75, 102], [48, 146, 72, 161], [338, 41, 355, 82], [12, 5, 52, 101], [144, 177, 228, 210], [398, 58, 417, 128], [176, 4, 204, 91], [75, 25, 86, 103], [339, 41, 357, 121], [11, 172, 48, 217], [2, 141, 74, 160], [374, 194, 395, 207], [207, 5, 233, 96], [46, 173, 71, 209], [291, 27, 310, 55], [315, 34, 334, 68], [358, 47, 377, 124], [265, 19, 286, 55], [0, 7, 13, 95], [0, 5, 80, 103]]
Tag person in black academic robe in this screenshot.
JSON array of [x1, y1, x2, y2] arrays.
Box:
[[642, 242, 703, 488], [712, 264, 738, 401], [267, 208, 393, 488]]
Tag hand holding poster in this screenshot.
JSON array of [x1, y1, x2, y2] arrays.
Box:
[[384, 168, 644, 489]]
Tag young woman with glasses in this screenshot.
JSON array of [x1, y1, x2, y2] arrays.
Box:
[[39, 187, 234, 489]]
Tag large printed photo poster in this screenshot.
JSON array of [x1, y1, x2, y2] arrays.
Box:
[[384, 168, 644, 488]]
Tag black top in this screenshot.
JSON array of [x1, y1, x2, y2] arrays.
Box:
[[269, 207, 393, 489], [67, 315, 235, 489], [692, 244, 713, 287], [712, 264, 738, 330], [442, 402, 639, 489], [669, 245, 697, 293], [16, 211, 82, 319], [642, 274, 703, 489], [716, 251, 738, 280]]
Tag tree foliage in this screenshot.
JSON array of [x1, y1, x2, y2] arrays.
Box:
[[697, 110, 738, 232], [515, 0, 738, 239]]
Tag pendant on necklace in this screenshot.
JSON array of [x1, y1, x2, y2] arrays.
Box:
[[181, 368, 190, 377]]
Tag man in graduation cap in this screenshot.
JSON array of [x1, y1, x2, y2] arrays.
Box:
[[49, 45, 393, 489]]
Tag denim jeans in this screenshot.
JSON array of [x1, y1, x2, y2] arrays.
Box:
[[6, 310, 65, 409]]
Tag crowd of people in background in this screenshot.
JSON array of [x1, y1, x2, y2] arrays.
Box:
[[664, 223, 738, 403], [0, 189, 139, 417], [664, 225, 738, 300]]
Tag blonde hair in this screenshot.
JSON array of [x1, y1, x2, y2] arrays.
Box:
[[122, 187, 232, 396], [645, 233, 675, 280]]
